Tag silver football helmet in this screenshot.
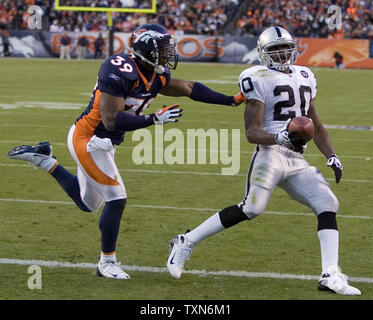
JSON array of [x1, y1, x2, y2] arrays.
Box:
[[257, 26, 297, 71]]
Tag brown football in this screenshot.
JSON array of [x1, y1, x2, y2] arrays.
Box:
[[288, 116, 315, 142]]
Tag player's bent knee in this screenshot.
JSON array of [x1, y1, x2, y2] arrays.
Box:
[[80, 204, 92, 212], [322, 194, 339, 215], [118, 197, 127, 210], [108, 197, 127, 211], [312, 187, 339, 215], [239, 185, 271, 219], [240, 198, 267, 219]]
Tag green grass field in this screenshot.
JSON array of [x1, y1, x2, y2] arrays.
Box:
[[0, 58, 372, 302]]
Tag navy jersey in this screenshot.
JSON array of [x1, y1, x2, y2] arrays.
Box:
[[75, 54, 171, 145]]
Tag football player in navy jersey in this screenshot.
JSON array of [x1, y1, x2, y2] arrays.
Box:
[[7, 24, 245, 279]]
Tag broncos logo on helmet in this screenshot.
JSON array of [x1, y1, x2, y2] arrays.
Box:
[[129, 24, 178, 74], [132, 30, 165, 44]]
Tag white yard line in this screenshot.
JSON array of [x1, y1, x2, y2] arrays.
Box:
[[0, 198, 371, 220], [0, 258, 371, 284], [0, 162, 371, 183]]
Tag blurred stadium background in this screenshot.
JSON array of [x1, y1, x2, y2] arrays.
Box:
[[0, 0, 372, 67], [0, 0, 372, 302]]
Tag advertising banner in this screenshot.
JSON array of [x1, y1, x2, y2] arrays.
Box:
[[2, 30, 373, 69], [296, 38, 373, 69]]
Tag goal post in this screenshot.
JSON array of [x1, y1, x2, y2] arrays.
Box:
[[54, 0, 157, 13], [54, 0, 157, 56]]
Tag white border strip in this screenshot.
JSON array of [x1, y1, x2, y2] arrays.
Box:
[[0, 198, 372, 220], [0, 258, 371, 283]]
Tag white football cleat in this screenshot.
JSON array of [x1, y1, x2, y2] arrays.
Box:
[[318, 265, 361, 295], [167, 233, 194, 279], [7, 141, 57, 172], [96, 260, 130, 280]]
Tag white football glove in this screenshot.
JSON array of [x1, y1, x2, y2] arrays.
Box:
[[153, 104, 182, 125], [327, 154, 343, 183], [275, 118, 293, 148]]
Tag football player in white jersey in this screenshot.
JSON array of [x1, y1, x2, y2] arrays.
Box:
[[166, 26, 361, 295]]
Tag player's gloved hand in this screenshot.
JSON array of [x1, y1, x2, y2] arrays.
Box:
[[327, 154, 343, 183], [275, 118, 293, 148], [152, 104, 182, 125], [231, 92, 246, 106]]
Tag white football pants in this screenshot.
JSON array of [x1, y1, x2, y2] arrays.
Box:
[[238, 144, 339, 219], [67, 124, 127, 212]]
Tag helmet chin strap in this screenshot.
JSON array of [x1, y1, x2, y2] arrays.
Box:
[[129, 48, 165, 74]]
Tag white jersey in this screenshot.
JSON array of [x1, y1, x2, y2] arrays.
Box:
[[236, 64, 338, 218], [238, 65, 317, 134]]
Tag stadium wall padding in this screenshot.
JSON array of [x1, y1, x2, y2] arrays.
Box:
[[3, 30, 373, 69]]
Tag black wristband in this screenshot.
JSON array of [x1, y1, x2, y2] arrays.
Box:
[[115, 112, 154, 131], [190, 82, 234, 106]]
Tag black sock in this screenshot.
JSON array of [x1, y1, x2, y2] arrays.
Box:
[[51, 164, 90, 212], [219, 205, 248, 228], [99, 199, 126, 253]]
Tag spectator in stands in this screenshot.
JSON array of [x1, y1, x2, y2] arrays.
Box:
[[59, 31, 71, 60], [0, 28, 10, 56], [333, 51, 344, 69], [238, 0, 372, 39], [94, 32, 105, 59], [50, 20, 63, 32], [77, 34, 89, 60]]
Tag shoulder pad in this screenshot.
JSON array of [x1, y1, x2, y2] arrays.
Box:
[[239, 65, 271, 79]]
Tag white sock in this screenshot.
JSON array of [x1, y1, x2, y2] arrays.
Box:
[[186, 212, 225, 245], [318, 229, 339, 274], [100, 252, 116, 262]]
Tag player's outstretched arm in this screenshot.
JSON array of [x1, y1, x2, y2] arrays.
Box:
[[100, 92, 181, 131], [160, 78, 245, 106], [308, 100, 343, 183]]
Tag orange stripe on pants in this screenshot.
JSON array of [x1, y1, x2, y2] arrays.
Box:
[[72, 126, 119, 186]]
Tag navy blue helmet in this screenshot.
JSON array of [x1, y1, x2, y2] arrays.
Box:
[[129, 24, 178, 73]]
